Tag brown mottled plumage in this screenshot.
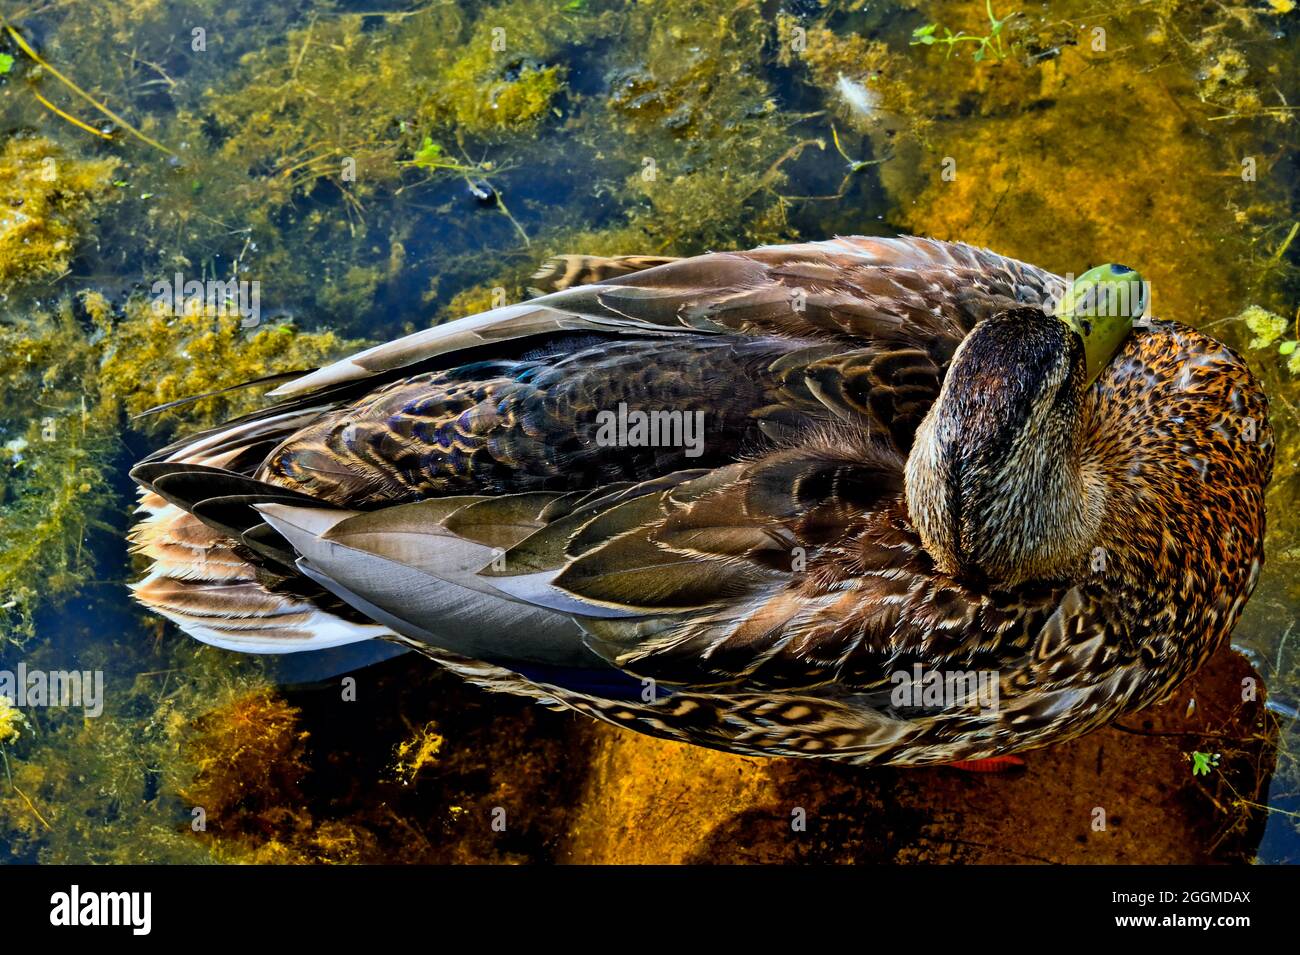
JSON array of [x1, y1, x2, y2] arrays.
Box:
[[128, 237, 1273, 765]]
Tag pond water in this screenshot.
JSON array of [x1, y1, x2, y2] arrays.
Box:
[[0, 0, 1297, 864]]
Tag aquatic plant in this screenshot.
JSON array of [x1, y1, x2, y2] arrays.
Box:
[[911, 1, 1018, 62], [1190, 751, 1222, 776], [0, 17, 176, 156], [94, 294, 362, 429], [0, 302, 119, 645], [391, 720, 444, 785], [402, 137, 529, 245], [179, 686, 310, 829], [0, 285, 357, 646], [0, 628, 274, 864], [0, 696, 28, 745], [0, 135, 118, 291], [1234, 305, 1300, 375], [798, 27, 930, 143]]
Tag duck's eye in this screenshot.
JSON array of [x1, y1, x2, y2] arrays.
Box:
[[1079, 319, 1093, 336]]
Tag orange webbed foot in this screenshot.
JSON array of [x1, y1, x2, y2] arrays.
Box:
[[945, 755, 1027, 773]]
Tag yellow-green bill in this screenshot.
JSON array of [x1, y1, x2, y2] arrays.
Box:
[[1055, 264, 1145, 384]]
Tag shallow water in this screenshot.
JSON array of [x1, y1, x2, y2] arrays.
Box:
[[0, 0, 1298, 864]]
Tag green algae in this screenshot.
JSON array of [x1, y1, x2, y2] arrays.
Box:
[[424, 0, 611, 136], [1233, 304, 1300, 375], [0, 287, 357, 647], [0, 643, 282, 864], [0, 135, 118, 291], [0, 300, 120, 646], [94, 294, 362, 429], [875, 2, 1289, 323]]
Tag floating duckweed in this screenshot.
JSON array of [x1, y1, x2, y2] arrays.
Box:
[[1190, 750, 1222, 776]]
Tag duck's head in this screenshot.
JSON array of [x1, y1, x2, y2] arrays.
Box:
[[904, 265, 1144, 586]]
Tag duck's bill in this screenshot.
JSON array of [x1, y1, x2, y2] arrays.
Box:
[[1055, 263, 1145, 384]]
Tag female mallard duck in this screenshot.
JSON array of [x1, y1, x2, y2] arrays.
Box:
[[129, 236, 1273, 766]]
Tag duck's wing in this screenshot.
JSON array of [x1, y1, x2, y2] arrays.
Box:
[[249, 433, 1077, 699], [247, 434, 1165, 767], [136, 237, 992, 468], [266, 235, 1063, 401], [480, 440, 1078, 693], [139, 236, 1061, 491]]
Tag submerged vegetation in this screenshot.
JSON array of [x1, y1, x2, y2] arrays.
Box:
[[0, 0, 1297, 863], [0, 287, 356, 645], [910, 1, 1019, 62], [0, 135, 117, 290], [1236, 303, 1300, 375]]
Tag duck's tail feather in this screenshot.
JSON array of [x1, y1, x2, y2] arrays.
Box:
[[130, 497, 391, 652], [128, 406, 391, 653]]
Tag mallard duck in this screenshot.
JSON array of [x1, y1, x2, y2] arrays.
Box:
[[129, 236, 1273, 766]]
